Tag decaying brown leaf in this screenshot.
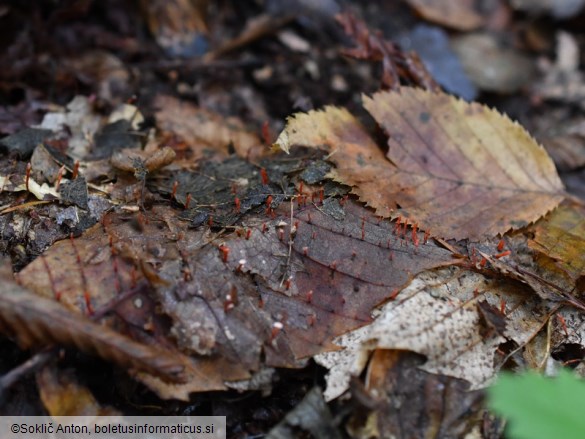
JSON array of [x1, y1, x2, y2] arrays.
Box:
[[0, 278, 186, 383], [222, 200, 457, 361], [154, 95, 263, 161], [275, 87, 565, 240], [354, 350, 484, 438]]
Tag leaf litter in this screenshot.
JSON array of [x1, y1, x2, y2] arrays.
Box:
[[0, 5, 584, 432]]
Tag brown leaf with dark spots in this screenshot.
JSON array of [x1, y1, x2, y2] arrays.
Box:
[[0, 279, 186, 383]]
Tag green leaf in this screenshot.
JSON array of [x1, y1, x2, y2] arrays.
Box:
[[488, 370, 585, 439]]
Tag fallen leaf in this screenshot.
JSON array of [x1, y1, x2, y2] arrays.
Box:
[[529, 204, 585, 281], [223, 200, 457, 361], [37, 365, 119, 416], [336, 13, 440, 91], [451, 32, 536, 93], [154, 95, 263, 161], [316, 267, 553, 400], [266, 386, 341, 439], [358, 350, 483, 438], [0, 277, 186, 382], [275, 87, 565, 240], [405, 0, 483, 31]]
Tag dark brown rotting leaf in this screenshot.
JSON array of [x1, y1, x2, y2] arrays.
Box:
[[59, 176, 89, 210], [0, 128, 54, 158], [223, 200, 457, 360], [356, 350, 483, 438], [92, 120, 143, 160], [0, 279, 186, 383], [477, 300, 507, 338]]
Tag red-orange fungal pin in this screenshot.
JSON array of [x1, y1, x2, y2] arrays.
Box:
[[557, 314, 569, 337], [497, 239, 505, 252], [84, 291, 94, 315], [270, 321, 283, 341], [171, 181, 179, 200], [246, 229, 252, 240], [55, 165, 65, 191], [260, 168, 269, 185], [234, 196, 241, 213], [261, 121, 271, 145], [423, 230, 430, 244], [25, 162, 31, 192], [72, 160, 80, 179], [184, 193, 192, 210], [494, 250, 511, 259], [219, 244, 230, 263]]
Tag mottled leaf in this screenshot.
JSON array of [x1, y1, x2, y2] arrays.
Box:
[[316, 267, 553, 400]]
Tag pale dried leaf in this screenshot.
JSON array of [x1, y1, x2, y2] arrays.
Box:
[[317, 267, 553, 400]]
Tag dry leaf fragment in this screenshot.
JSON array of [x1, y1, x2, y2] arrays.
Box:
[[276, 87, 565, 239]]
